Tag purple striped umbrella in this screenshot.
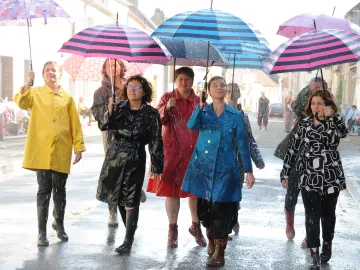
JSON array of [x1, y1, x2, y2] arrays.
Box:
[[58, 23, 169, 64], [262, 29, 360, 74]]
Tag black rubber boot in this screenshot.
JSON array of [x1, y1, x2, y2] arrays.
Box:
[[115, 207, 139, 255], [37, 206, 49, 246], [320, 241, 332, 264], [53, 200, 68, 241], [309, 248, 320, 270], [118, 205, 127, 226]]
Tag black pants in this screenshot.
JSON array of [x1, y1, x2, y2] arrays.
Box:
[[301, 190, 339, 248], [284, 168, 301, 212], [37, 170, 68, 220], [197, 198, 238, 238]]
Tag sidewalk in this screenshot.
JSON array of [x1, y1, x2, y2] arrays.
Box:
[[0, 124, 102, 149]]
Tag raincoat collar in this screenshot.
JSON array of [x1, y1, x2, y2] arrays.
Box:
[[44, 84, 65, 96], [173, 88, 197, 102], [203, 103, 238, 114]]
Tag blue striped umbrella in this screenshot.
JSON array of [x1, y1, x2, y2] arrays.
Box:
[[151, 9, 268, 45], [151, 8, 269, 85]]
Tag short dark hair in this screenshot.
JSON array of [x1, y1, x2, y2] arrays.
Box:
[[174, 67, 194, 81], [102, 59, 127, 80], [121, 75, 153, 103], [304, 89, 337, 116], [208, 76, 226, 90]]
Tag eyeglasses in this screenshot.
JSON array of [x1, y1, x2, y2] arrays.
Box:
[[126, 85, 143, 91]]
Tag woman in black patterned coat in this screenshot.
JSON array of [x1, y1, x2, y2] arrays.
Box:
[[280, 90, 348, 269]]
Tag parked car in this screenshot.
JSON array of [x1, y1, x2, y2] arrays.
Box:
[[268, 103, 284, 117]]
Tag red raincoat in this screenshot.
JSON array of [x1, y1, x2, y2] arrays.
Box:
[[147, 89, 199, 197]]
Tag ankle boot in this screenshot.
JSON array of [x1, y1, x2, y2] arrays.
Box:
[[189, 221, 207, 247], [206, 236, 227, 267], [115, 207, 139, 255], [309, 248, 320, 270], [285, 209, 295, 240], [206, 228, 215, 256], [167, 223, 178, 248], [53, 201, 68, 241], [37, 206, 49, 246], [320, 241, 332, 264], [108, 204, 119, 227]]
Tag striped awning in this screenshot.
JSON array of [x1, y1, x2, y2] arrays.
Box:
[[262, 29, 360, 74], [59, 23, 169, 64]]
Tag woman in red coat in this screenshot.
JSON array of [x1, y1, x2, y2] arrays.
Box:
[[147, 67, 206, 247]]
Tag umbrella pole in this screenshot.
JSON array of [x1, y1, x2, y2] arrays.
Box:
[[210, 0, 213, 9], [204, 41, 211, 90], [172, 57, 176, 96], [26, 19, 34, 86], [232, 53, 236, 92], [112, 58, 117, 117]]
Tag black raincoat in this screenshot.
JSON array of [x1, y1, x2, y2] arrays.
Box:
[[94, 100, 164, 207]]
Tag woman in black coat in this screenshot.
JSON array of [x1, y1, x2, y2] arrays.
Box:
[[94, 75, 164, 255]]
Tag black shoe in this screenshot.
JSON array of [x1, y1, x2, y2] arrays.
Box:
[[38, 232, 49, 246], [115, 239, 133, 255], [53, 221, 69, 241], [320, 241, 332, 264], [309, 248, 320, 270]]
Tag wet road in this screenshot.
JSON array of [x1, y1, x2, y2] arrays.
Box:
[[0, 115, 360, 270]]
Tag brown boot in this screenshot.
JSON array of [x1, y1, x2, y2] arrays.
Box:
[[206, 228, 215, 256], [285, 209, 295, 240], [206, 236, 227, 267], [189, 221, 207, 247], [167, 223, 178, 248]]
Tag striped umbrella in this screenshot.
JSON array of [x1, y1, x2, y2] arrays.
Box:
[[58, 23, 169, 64], [151, 8, 269, 85], [262, 29, 360, 74], [151, 9, 268, 45]]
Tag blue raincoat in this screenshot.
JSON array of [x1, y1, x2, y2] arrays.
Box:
[[181, 104, 252, 203]]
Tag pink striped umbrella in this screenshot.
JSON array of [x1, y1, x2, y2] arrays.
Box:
[[61, 54, 150, 82], [262, 29, 360, 74], [58, 23, 169, 64]]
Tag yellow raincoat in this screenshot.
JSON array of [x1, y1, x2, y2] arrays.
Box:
[[14, 85, 86, 174]]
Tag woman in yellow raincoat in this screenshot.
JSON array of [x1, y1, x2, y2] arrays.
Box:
[[14, 61, 86, 247]]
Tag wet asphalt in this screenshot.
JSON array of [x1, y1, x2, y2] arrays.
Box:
[[0, 115, 360, 270]]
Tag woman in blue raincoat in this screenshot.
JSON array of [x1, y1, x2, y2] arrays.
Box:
[[182, 76, 255, 268]]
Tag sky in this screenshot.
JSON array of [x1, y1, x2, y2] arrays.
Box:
[[138, 0, 359, 50]]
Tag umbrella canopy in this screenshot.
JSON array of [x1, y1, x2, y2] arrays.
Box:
[[262, 29, 360, 74], [157, 39, 229, 66], [151, 8, 269, 84], [0, 0, 70, 26], [61, 55, 151, 82], [277, 13, 353, 39], [151, 8, 268, 46], [223, 53, 267, 70], [58, 23, 169, 64]]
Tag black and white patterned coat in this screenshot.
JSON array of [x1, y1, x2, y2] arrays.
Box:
[[280, 114, 348, 194]]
